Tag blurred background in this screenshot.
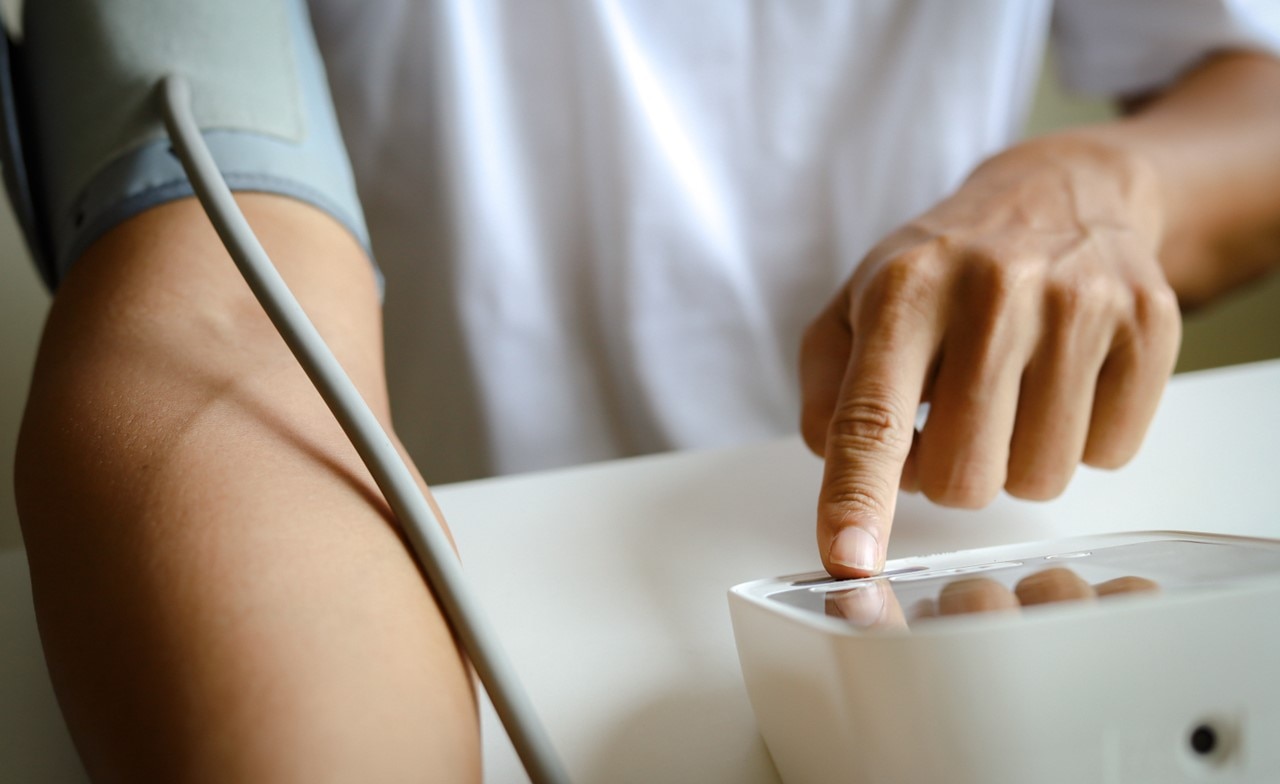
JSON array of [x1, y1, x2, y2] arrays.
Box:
[[2, 51, 1278, 550]]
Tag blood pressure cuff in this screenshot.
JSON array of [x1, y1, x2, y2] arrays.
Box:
[[4, 0, 370, 290]]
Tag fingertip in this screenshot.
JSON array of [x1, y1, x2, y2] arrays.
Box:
[[1004, 467, 1071, 501], [827, 525, 882, 576], [1081, 442, 1136, 471]]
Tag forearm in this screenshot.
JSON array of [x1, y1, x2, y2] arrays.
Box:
[[1057, 51, 1280, 306], [15, 196, 479, 781]]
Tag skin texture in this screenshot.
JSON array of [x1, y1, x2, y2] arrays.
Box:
[[802, 52, 1280, 577], [15, 196, 480, 782]]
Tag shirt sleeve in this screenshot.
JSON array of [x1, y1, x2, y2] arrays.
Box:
[[14, 0, 372, 290], [1052, 0, 1280, 97]]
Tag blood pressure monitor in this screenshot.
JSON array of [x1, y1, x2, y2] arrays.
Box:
[[729, 531, 1280, 784]]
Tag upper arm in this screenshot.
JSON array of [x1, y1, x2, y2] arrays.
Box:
[[32, 193, 387, 423], [13, 194, 474, 784]]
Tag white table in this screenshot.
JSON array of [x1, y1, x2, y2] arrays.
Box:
[[3, 360, 1278, 782]]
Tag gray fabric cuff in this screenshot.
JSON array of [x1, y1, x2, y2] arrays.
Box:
[[21, 0, 373, 288]]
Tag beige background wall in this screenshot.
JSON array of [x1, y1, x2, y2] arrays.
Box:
[[2, 51, 1278, 551]]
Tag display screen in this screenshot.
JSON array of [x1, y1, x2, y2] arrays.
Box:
[[765, 539, 1280, 631]]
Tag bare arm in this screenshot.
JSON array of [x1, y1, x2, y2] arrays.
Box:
[[802, 51, 1280, 577], [15, 196, 480, 781], [1107, 51, 1280, 306]]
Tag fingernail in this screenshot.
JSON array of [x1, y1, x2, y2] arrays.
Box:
[[829, 527, 881, 573]]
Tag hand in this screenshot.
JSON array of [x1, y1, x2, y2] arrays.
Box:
[[801, 136, 1182, 577]]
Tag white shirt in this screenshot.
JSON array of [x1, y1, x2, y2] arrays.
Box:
[[306, 0, 1280, 482]]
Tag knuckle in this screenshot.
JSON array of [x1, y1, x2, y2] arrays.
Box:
[[961, 249, 1035, 305], [1131, 282, 1181, 332], [953, 251, 1038, 350], [879, 249, 939, 294], [1109, 280, 1181, 368], [1045, 275, 1124, 324], [824, 483, 891, 519], [827, 391, 914, 458], [858, 252, 942, 328]]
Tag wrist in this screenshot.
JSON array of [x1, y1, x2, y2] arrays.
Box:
[[976, 131, 1167, 250]]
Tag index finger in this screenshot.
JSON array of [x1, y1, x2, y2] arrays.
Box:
[[818, 294, 939, 577]]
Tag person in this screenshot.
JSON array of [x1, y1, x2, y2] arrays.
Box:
[[12, 0, 1280, 780]]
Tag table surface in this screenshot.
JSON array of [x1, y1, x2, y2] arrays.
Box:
[[3, 360, 1278, 783]]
